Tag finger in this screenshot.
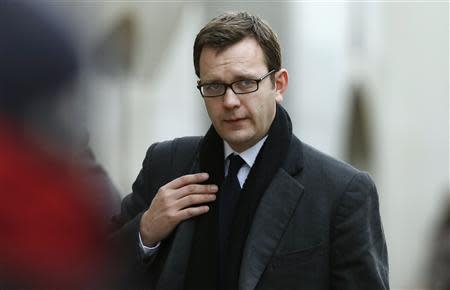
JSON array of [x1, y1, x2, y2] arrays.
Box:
[[176, 205, 210, 221], [175, 193, 216, 209], [161, 173, 210, 190], [174, 184, 218, 199]]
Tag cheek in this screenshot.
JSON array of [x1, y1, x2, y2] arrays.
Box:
[[252, 98, 273, 121], [204, 101, 221, 122]]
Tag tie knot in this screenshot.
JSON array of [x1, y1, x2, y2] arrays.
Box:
[[227, 154, 245, 177]]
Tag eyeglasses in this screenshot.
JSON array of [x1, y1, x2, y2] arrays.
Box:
[[197, 69, 276, 98]]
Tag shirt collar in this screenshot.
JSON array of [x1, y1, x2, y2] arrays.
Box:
[[223, 136, 268, 168]]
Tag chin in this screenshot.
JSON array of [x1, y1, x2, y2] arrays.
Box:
[[223, 132, 255, 151]]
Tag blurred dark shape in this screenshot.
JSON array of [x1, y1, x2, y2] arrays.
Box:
[[93, 13, 136, 76], [0, 2, 120, 289], [429, 192, 450, 290], [0, 2, 78, 117], [346, 84, 373, 171]]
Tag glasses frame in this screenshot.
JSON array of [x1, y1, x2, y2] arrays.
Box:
[[197, 69, 276, 98]]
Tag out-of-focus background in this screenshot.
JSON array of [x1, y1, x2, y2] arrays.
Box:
[[50, 2, 448, 290]]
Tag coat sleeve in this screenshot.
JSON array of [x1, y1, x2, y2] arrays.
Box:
[[109, 137, 201, 283], [109, 142, 161, 272], [330, 172, 389, 290]]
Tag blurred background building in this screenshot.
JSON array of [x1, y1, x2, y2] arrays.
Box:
[[52, 1, 448, 290]]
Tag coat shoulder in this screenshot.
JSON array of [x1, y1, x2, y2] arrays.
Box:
[[301, 141, 361, 178], [291, 136, 373, 196]]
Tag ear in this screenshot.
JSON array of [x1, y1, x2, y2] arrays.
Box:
[[274, 68, 288, 103]]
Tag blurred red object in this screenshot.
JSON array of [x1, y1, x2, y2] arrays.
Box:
[[0, 118, 113, 290]]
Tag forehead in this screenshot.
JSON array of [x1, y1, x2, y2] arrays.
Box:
[[199, 37, 267, 80]]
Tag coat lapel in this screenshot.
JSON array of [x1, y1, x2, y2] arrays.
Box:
[[155, 219, 196, 290], [155, 158, 202, 290], [239, 167, 304, 290]]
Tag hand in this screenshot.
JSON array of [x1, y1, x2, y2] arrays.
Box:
[[140, 173, 217, 246]]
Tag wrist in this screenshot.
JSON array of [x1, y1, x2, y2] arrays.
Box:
[[139, 215, 158, 247], [138, 231, 159, 248]]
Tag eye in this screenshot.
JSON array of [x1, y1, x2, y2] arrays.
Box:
[[234, 80, 256, 90], [203, 83, 224, 93]]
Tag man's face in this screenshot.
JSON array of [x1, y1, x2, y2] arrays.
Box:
[[199, 37, 285, 153]]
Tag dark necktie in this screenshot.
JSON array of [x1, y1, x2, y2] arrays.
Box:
[[218, 154, 245, 289]]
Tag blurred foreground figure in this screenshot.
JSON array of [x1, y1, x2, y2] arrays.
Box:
[[0, 3, 118, 289]]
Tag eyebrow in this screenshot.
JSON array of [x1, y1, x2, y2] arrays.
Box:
[[201, 73, 259, 84]]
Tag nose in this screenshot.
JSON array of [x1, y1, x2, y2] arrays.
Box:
[[223, 86, 241, 109]]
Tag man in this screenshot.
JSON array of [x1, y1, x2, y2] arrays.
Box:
[[113, 11, 389, 290]]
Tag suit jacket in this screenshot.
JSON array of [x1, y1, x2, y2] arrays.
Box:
[[112, 135, 389, 290]]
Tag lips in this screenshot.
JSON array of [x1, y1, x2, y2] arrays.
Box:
[[224, 117, 246, 123]]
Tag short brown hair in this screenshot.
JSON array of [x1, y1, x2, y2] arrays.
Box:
[[193, 11, 282, 77]]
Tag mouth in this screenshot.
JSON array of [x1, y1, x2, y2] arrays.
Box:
[[224, 117, 247, 124]]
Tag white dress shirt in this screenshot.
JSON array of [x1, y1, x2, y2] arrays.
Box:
[[139, 136, 268, 255], [223, 136, 267, 187]]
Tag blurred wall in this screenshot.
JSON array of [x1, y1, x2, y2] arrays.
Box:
[[371, 3, 449, 288], [63, 2, 448, 289]]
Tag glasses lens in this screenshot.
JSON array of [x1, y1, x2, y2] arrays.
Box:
[[201, 83, 225, 97], [232, 80, 258, 93]]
